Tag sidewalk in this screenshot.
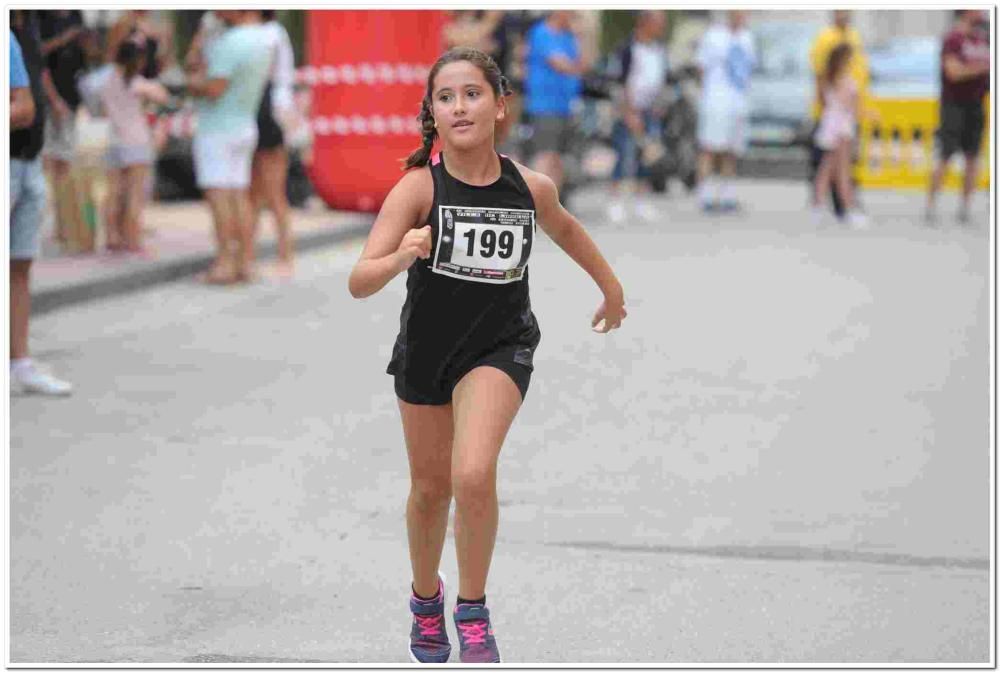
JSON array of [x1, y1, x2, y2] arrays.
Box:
[[31, 199, 375, 315]]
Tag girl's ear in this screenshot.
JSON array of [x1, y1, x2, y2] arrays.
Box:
[[495, 94, 507, 122]]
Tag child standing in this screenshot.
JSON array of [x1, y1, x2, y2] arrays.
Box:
[[813, 43, 866, 228]]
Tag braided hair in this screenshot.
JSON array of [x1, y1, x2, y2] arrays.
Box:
[[403, 47, 513, 170]]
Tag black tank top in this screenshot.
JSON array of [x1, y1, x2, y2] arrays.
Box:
[[387, 151, 542, 386]]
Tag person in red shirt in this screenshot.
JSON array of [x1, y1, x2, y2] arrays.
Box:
[[926, 9, 990, 225]]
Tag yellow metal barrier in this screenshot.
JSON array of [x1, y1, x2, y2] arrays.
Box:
[[855, 96, 990, 190]]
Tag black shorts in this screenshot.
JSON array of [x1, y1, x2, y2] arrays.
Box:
[[394, 350, 533, 406], [937, 100, 985, 159], [256, 83, 285, 151]]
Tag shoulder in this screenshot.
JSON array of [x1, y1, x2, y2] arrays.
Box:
[[511, 160, 558, 209], [393, 165, 435, 205]]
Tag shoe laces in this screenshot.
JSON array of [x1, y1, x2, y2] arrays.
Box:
[[415, 613, 443, 637], [457, 619, 488, 645]]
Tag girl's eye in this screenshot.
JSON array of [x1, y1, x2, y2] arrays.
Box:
[[467, 90, 479, 98]]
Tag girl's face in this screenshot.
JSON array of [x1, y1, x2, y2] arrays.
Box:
[[431, 61, 505, 152]]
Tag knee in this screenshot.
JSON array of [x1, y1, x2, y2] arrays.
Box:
[[410, 475, 451, 509], [452, 463, 496, 509]]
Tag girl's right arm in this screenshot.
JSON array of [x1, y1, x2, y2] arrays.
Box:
[[348, 167, 434, 299]]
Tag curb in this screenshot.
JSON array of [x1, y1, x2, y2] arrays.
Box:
[[32, 217, 374, 316]]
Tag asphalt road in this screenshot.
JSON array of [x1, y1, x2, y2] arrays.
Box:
[[9, 182, 992, 664]]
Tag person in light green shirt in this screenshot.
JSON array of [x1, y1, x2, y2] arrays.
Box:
[[187, 10, 271, 284]]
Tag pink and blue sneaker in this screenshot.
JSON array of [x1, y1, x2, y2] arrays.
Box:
[[408, 573, 451, 663], [453, 603, 501, 663]]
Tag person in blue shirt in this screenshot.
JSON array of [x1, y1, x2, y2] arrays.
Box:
[[524, 11, 587, 193], [10, 14, 73, 396], [10, 30, 35, 129]]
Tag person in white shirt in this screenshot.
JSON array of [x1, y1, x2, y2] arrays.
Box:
[[607, 10, 669, 224], [695, 10, 755, 213]]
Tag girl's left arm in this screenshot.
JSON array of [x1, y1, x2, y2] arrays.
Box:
[[523, 167, 627, 332]]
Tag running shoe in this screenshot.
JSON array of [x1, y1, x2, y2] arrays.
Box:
[[454, 603, 501, 663], [408, 572, 451, 663]]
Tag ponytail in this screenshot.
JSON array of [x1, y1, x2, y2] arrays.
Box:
[[403, 95, 438, 170]]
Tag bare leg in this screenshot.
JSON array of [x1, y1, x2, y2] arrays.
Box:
[[203, 188, 239, 283], [10, 260, 31, 360], [927, 155, 950, 209], [49, 158, 74, 245], [451, 366, 523, 600], [832, 141, 856, 211], [232, 188, 256, 280], [122, 165, 150, 251], [813, 150, 836, 207], [102, 168, 125, 249], [961, 151, 980, 213], [250, 150, 266, 237], [398, 399, 454, 598], [259, 146, 293, 267]]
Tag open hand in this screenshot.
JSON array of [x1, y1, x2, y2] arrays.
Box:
[[591, 294, 627, 333]]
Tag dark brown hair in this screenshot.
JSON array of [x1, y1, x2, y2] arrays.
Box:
[[116, 39, 146, 84], [824, 43, 852, 87], [403, 47, 513, 170]]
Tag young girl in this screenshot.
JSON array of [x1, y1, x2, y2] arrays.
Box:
[[100, 39, 170, 253], [813, 43, 866, 228], [348, 48, 627, 664]]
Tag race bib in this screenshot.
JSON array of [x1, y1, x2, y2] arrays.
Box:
[[431, 205, 535, 284]]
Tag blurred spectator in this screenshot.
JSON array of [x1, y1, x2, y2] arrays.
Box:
[[443, 10, 523, 147], [926, 9, 990, 226], [105, 10, 174, 79], [184, 11, 227, 76], [524, 10, 586, 193], [812, 44, 866, 228], [808, 10, 870, 219], [10, 10, 72, 396], [250, 9, 296, 277], [99, 38, 170, 254], [606, 10, 669, 224], [38, 10, 85, 245], [10, 31, 36, 129], [443, 10, 503, 54], [695, 10, 755, 213], [186, 9, 271, 285]]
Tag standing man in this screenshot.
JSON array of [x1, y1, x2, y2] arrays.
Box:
[[926, 9, 990, 226], [808, 10, 870, 220], [607, 10, 669, 223], [186, 9, 271, 284], [524, 10, 587, 193], [695, 10, 756, 213], [10, 11, 73, 396], [38, 10, 86, 245]]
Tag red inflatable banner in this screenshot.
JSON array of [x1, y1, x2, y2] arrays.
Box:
[[304, 10, 447, 212]]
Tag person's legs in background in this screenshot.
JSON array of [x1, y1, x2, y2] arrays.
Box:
[[102, 164, 125, 250], [959, 150, 981, 224], [43, 115, 78, 246], [697, 150, 718, 211], [718, 152, 739, 211], [10, 157, 72, 396], [203, 188, 239, 284], [122, 163, 150, 252], [251, 146, 294, 275], [607, 118, 638, 223]]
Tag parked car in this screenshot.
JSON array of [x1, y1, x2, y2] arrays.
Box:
[[868, 37, 940, 99], [747, 20, 822, 148]]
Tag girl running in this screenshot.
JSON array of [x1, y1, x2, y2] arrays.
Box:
[[813, 43, 866, 228], [348, 47, 627, 664]]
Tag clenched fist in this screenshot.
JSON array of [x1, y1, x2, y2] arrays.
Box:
[[395, 225, 433, 271]]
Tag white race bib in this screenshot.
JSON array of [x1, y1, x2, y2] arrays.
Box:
[[431, 205, 535, 284]]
